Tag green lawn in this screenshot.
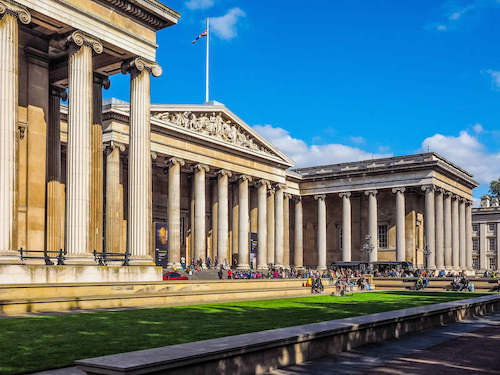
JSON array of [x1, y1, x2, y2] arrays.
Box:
[[0, 291, 486, 374]]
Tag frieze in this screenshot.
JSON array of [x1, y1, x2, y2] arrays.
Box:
[[152, 111, 275, 157]]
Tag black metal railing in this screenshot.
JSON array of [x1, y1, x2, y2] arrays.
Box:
[[18, 248, 67, 265], [93, 250, 130, 266]]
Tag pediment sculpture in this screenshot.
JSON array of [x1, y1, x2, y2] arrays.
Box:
[[152, 111, 274, 156]]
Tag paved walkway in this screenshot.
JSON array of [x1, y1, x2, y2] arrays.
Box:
[[269, 312, 500, 375]]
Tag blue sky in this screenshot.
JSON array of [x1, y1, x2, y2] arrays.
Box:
[[106, 0, 500, 200]]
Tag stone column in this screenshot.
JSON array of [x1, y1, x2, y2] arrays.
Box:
[[444, 192, 452, 268], [293, 197, 303, 268], [121, 58, 161, 261], [217, 169, 231, 265], [193, 164, 209, 262], [422, 185, 435, 269], [46, 86, 67, 251], [167, 157, 184, 267], [238, 175, 251, 269], [365, 190, 378, 263], [105, 142, 125, 253], [435, 188, 444, 269], [66, 32, 103, 260], [90, 74, 110, 253], [210, 178, 217, 261], [231, 183, 239, 262], [315, 195, 327, 270], [256, 179, 268, 270], [459, 198, 466, 269], [479, 223, 487, 270], [0, 2, 30, 256], [339, 192, 352, 261], [465, 200, 473, 270], [451, 195, 460, 269], [274, 185, 284, 267], [266, 187, 275, 265], [283, 193, 291, 267], [392, 187, 406, 262]]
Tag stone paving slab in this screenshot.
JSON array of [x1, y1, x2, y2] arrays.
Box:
[[269, 312, 500, 374]]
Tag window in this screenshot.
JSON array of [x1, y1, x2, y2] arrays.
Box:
[[489, 223, 496, 233], [489, 238, 496, 252], [472, 257, 480, 270], [489, 257, 497, 270], [338, 225, 343, 249], [472, 224, 479, 233], [378, 224, 388, 249], [473, 238, 479, 252]]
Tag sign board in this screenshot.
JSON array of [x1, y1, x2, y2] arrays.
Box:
[[154, 222, 168, 267]]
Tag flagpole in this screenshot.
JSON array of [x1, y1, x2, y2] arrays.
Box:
[[205, 17, 209, 103]]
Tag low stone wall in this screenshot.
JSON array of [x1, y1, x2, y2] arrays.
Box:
[[374, 277, 500, 292], [75, 294, 500, 375]]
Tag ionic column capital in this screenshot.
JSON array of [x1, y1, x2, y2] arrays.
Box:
[[339, 192, 351, 199], [255, 178, 269, 188], [238, 174, 252, 183], [392, 187, 406, 194], [68, 31, 103, 54], [421, 184, 435, 193], [435, 187, 446, 195], [121, 57, 162, 77], [194, 163, 209, 173], [50, 85, 68, 101], [216, 169, 232, 178], [314, 194, 326, 201], [104, 141, 126, 154], [168, 157, 185, 168], [443, 190, 453, 198], [0, 1, 31, 24], [150, 151, 158, 160], [275, 183, 287, 191], [365, 190, 378, 196], [93, 73, 111, 90], [284, 193, 292, 199]]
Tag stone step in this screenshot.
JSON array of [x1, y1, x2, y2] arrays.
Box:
[[0, 285, 341, 315]]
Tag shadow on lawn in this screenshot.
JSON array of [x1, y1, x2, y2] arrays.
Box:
[[0, 291, 483, 375]]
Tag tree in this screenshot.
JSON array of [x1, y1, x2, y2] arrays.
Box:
[[490, 178, 500, 198]]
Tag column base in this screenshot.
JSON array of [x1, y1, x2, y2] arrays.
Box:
[[129, 256, 155, 266], [236, 264, 250, 270], [317, 266, 327, 271], [257, 264, 268, 271], [65, 255, 96, 266], [0, 251, 23, 265]]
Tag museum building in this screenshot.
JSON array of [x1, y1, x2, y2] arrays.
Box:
[[0, 0, 480, 284]]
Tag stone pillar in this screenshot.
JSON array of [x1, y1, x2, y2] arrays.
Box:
[[283, 193, 291, 267], [167, 157, 184, 267], [451, 195, 460, 269], [266, 187, 275, 265], [217, 170, 231, 266], [365, 190, 378, 263], [459, 198, 466, 269], [443, 192, 452, 268], [274, 185, 284, 267], [46, 86, 67, 251], [465, 200, 473, 270], [435, 188, 444, 269], [0, 2, 30, 256], [231, 182, 239, 262], [90, 74, 110, 253], [256, 179, 268, 270], [210, 178, 217, 261], [105, 142, 125, 253], [422, 185, 435, 269], [238, 175, 251, 269], [66, 32, 103, 260], [293, 197, 303, 268], [193, 164, 208, 262], [339, 192, 351, 261], [315, 195, 327, 270], [392, 187, 406, 262], [479, 222, 487, 270], [121, 58, 161, 261]]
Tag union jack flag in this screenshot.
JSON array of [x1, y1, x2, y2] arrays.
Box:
[[192, 29, 208, 44]]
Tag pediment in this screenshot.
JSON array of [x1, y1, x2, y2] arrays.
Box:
[[150, 105, 294, 167]]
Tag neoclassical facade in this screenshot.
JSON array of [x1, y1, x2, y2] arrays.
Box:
[[472, 195, 500, 271], [0, 0, 480, 284]]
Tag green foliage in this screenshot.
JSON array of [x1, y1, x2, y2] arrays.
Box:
[[0, 291, 485, 374], [490, 178, 500, 198]]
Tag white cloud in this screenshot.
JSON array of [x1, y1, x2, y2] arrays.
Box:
[[349, 136, 365, 144], [473, 123, 483, 133], [482, 69, 500, 90], [253, 124, 392, 168], [185, 0, 214, 10], [421, 130, 500, 184], [211, 8, 245, 40], [429, 1, 499, 32]]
